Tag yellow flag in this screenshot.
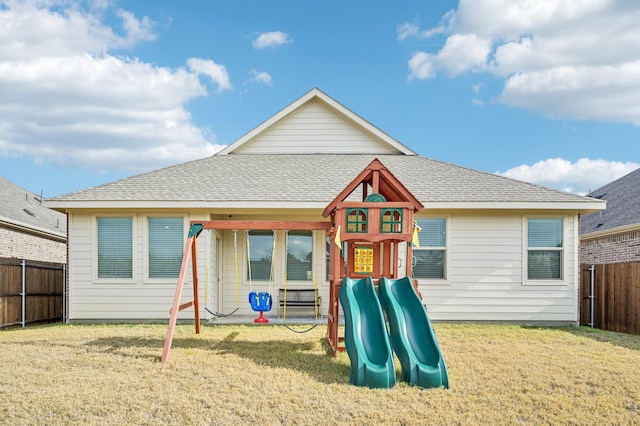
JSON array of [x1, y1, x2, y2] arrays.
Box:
[[411, 221, 421, 248], [334, 224, 342, 249]]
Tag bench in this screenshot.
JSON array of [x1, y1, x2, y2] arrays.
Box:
[[278, 288, 321, 317]]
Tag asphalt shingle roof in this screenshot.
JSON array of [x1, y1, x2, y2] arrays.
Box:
[[50, 154, 594, 205], [581, 167, 640, 234], [0, 176, 67, 238]]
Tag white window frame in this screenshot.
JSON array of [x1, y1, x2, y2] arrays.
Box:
[[143, 214, 188, 283], [93, 214, 137, 283], [522, 215, 568, 286], [286, 230, 314, 283], [412, 216, 450, 285]]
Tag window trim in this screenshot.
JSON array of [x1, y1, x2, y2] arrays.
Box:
[[143, 214, 188, 284], [412, 215, 450, 285], [93, 214, 137, 284], [522, 215, 568, 286]]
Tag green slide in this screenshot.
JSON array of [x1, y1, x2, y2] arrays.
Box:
[[378, 276, 449, 389], [339, 277, 396, 388]]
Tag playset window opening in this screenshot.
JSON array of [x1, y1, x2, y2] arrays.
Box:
[[346, 208, 368, 233]]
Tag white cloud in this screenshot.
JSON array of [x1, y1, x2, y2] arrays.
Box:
[[0, 1, 227, 175], [0, 0, 157, 59], [401, 0, 640, 126], [397, 12, 454, 41], [472, 83, 484, 106], [408, 52, 436, 80], [252, 31, 292, 49], [497, 158, 640, 194], [249, 69, 272, 85], [407, 34, 491, 80], [115, 9, 156, 48], [435, 34, 492, 76], [397, 21, 420, 41], [501, 61, 640, 124], [187, 58, 232, 92]]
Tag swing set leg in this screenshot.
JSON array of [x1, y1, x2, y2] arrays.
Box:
[[254, 311, 269, 323]]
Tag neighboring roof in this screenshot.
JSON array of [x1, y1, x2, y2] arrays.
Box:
[[581, 167, 640, 236], [0, 176, 66, 240], [48, 154, 604, 212], [217, 88, 416, 156]]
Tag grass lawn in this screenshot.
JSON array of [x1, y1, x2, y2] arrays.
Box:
[[1, 323, 639, 425]]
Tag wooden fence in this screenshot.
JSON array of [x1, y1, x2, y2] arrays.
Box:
[[580, 262, 640, 335], [0, 258, 66, 328]]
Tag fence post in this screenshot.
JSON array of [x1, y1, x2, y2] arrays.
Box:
[[21, 259, 26, 328], [589, 264, 595, 328]]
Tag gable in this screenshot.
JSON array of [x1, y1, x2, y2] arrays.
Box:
[[230, 100, 402, 155], [218, 88, 415, 156]]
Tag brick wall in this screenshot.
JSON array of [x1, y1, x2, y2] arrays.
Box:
[[580, 230, 640, 265], [0, 226, 66, 264]]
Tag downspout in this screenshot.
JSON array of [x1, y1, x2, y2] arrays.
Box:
[[21, 259, 26, 327], [62, 264, 67, 323], [204, 229, 211, 319]]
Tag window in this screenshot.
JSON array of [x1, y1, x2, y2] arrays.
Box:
[[287, 231, 313, 281], [381, 208, 403, 233], [148, 217, 184, 278], [248, 231, 274, 281], [413, 218, 446, 280], [527, 218, 563, 280], [97, 217, 133, 279], [346, 208, 368, 233]]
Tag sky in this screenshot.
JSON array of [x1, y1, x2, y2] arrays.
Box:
[[1, 0, 639, 198]]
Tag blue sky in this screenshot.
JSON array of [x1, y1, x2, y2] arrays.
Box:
[[1, 0, 639, 198]]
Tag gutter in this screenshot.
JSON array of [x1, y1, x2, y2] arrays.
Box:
[[47, 199, 607, 212], [0, 218, 66, 242], [581, 223, 640, 241]]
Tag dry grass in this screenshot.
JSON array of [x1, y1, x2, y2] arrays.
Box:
[[1, 323, 639, 425]]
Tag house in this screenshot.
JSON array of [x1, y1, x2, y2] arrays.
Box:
[[48, 88, 605, 325], [0, 177, 67, 264], [580, 167, 640, 264]]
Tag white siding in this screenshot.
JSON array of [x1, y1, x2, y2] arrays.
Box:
[[68, 211, 208, 321], [417, 212, 579, 324], [67, 209, 580, 324], [233, 101, 401, 155], [68, 210, 329, 321]]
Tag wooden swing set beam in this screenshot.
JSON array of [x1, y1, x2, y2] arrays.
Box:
[[190, 220, 332, 231]]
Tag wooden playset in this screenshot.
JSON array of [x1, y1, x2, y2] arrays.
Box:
[[160, 158, 423, 361]]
